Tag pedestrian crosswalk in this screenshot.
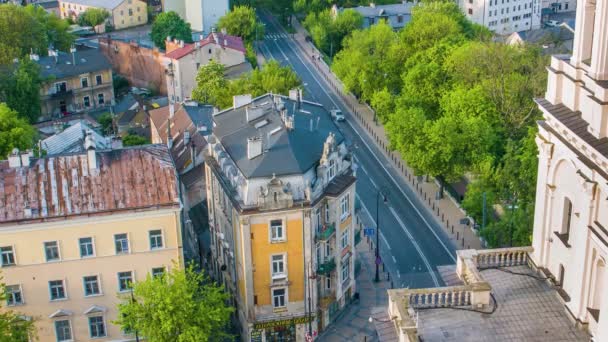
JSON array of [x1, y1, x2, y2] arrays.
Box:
[[264, 33, 290, 39]]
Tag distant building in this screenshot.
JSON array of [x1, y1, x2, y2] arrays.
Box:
[[506, 26, 574, 53], [541, 0, 575, 13], [164, 31, 249, 102], [40, 121, 111, 155], [35, 48, 114, 119], [204, 92, 357, 341], [459, 0, 542, 35], [162, 0, 229, 34], [32, 0, 61, 16], [331, 1, 414, 30], [0, 142, 182, 342], [59, 0, 148, 31]]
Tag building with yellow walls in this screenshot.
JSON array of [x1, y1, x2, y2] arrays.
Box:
[[0, 139, 183, 341], [204, 91, 357, 341], [59, 0, 148, 31]]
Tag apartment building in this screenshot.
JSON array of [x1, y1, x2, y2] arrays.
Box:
[[330, 2, 415, 30], [0, 141, 183, 341], [459, 0, 542, 34], [59, 0, 147, 30], [162, 0, 228, 34], [204, 92, 357, 341], [36, 48, 114, 120]]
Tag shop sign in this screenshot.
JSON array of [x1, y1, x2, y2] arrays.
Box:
[[250, 329, 262, 342], [253, 316, 314, 330]]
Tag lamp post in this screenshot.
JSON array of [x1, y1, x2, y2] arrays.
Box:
[[375, 191, 388, 282]]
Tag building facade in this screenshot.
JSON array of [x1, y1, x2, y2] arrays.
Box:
[[162, 0, 229, 34], [0, 143, 183, 341], [59, 0, 147, 31], [531, 0, 608, 339], [459, 0, 542, 34], [331, 2, 414, 30], [36, 48, 114, 119], [204, 92, 357, 341], [542, 0, 576, 13]]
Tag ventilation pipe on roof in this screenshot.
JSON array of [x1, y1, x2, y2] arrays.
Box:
[[167, 119, 173, 149], [8, 148, 22, 168], [70, 45, 77, 65], [169, 102, 175, 119], [247, 136, 263, 159], [84, 130, 97, 170], [221, 28, 227, 35], [20, 150, 32, 167]]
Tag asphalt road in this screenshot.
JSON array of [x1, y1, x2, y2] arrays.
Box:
[[258, 12, 458, 289]]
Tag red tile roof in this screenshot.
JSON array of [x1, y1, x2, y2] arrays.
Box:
[[165, 32, 246, 60], [0, 145, 180, 224]]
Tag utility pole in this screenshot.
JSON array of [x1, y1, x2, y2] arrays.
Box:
[[375, 191, 387, 282], [482, 192, 486, 231]]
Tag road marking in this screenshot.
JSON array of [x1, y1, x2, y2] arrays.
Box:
[[272, 39, 289, 61], [355, 158, 378, 189], [397, 270, 401, 278], [392, 256, 397, 263], [388, 206, 440, 287], [275, 32, 457, 263], [356, 194, 391, 251], [380, 231, 391, 251]]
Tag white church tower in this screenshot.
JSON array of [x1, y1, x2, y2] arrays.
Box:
[[532, 0, 608, 339]]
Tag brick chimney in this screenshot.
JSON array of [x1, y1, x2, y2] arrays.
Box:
[[8, 148, 22, 168], [165, 37, 182, 53], [84, 130, 97, 169]]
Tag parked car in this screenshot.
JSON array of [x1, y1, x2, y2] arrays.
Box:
[[331, 109, 345, 122], [545, 20, 561, 27]]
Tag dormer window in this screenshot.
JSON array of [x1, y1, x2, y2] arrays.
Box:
[[328, 159, 336, 180]]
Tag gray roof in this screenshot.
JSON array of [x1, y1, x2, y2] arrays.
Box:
[[213, 94, 344, 178], [37, 49, 111, 80], [345, 2, 414, 17], [516, 27, 573, 43], [41, 121, 109, 155], [61, 0, 126, 10]]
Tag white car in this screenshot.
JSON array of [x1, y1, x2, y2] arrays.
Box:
[[331, 109, 345, 122], [545, 20, 560, 27]]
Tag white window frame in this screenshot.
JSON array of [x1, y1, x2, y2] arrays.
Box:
[[271, 253, 287, 280], [151, 267, 165, 278], [44, 240, 61, 262], [314, 207, 321, 233], [149, 229, 164, 250], [271, 287, 288, 308], [0, 245, 16, 267], [5, 284, 24, 306], [341, 259, 350, 287], [97, 93, 105, 105], [269, 219, 285, 242], [341, 228, 349, 250], [54, 319, 73, 342], [88, 315, 107, 338], [49, 279, 68, 301], [83, 95, 91, 108], [114, 233, 130, 254], [83, 275, 102, 297], [79, 237, 96, 258], [117, 271, 134, 292], [328, 159, 336, 180], [340, 194, 350, 221], [325, 202, 330, 223]]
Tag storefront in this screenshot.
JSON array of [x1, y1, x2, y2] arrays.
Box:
[[250, 316, 315, 342]]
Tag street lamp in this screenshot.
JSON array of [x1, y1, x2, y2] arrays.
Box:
[[375, 191, 388, 282]]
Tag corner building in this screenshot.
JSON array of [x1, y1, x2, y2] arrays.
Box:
[[204, 92, 357, 341]]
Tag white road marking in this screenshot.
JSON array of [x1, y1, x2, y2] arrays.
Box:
[[273, 40, 289, 60], [389, 206, 440, 287], [276, 33, 456, 263], [392, 255, 397, 263], [356, 159, 378, 190], [397, 270, 401, 278], [356, 194, 391, 251]]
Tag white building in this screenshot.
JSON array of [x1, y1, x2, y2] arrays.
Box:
[[541, 0, 576, 13], [459, 0, 542, 34], [162, 0, 229, 34], [531, 0, 608, 338]]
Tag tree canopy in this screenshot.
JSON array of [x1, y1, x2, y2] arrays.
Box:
[[77, 8, 110, 32], [150, 11, 192, 50], [116, 265, 233, 342], [1, 277, 36, 342], [122, 134, 149, 147], [217, 5, 264, 43], [0, 103, 35, 165], [303, 8, 363, 58], [0, 58, 42, 123]]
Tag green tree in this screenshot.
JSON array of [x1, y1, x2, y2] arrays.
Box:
[[150, 11, 192, 50], [0, 4, 47, 65], [217, 5, 261, 43], [0, 58, 42, 123], [77, 8, 110, 32], [245, 60, 301, 96], [370, 88, 393, 124], [116, 265, 233, 342], [0, 103, 36, 159], [1, 276, 36, 341], [191, 60, 230, 108], [98, 112, 114, 135], [122, 134, 149, 147], [24, 5, 74, 52]]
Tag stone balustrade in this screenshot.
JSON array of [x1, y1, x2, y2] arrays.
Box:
[[474, 246, 533, 269], [402, 286, 473, 308]]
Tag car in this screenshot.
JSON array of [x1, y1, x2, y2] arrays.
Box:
[[331, 109, 345, 122], [545, 20, 561, 27]]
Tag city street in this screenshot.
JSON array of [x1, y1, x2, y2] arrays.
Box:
[[257, 11, 458, 290]]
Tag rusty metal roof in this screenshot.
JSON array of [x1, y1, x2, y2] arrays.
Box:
[[0, 145, 180, 224]]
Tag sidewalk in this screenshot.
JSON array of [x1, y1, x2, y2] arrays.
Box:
[[288, 16, 483, 252], [319, 235, 393, 342]]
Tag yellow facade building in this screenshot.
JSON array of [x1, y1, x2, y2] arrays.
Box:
[[59, 0, 148, 31], [0, 139, 183, 341], [204, 92, 357, 341]]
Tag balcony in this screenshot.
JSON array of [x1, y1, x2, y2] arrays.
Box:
[[316, 223, 336, 241], [49, 88, 73, 98], [317, 258, 336, 275]]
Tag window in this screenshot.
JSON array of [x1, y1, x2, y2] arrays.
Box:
[[341, 259, 350, 286], [0, 246, 15, 266], [118, 271, 133, 292], [79, 237, 94, 258], [325, 202, 330, 223], [397, 15, 403, 23], [340, 194, 350, 220], [83, 96, 91, 108], [314, 208, 321, 233], [97, 93, 105, 105], [341, 228, 349, 249], [128, 8, 133, 16], [55, 81, 67, 93], [328, 159, 336, 180], [270, 220, 284, 242], [152, 267, 165, 278], [149, 230, 163, 249], [6, 285, 23, 306], [208, 48, 212, 54], [55, 320, 72, 342], [114, 233, 129, 254], [88, 316, 106, 338], [81, 77, 88, 88], [83, 276, 101, 296], [271, 254, 286, 279], [272, 288, 286, 308], [368, 17, 375, 25], [468, 8, 473, 14], [95, 74, 102, 85], [326, 277, 331, 289], [45, 241, 60, 261], [49, 280, 66, 300]]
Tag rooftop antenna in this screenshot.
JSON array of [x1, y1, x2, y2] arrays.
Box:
[[70, 45, 77, 65]]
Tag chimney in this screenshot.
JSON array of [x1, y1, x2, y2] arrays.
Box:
[[247, 137, 263, 159], [29, 53, 39, 61], [190, 142, 196, 166], [70, 46, 77, 65], [233, 94, 253, 108], [289, 89, 298, 101], [179, 40, 185, 48], [84, 130, 97, 169], [221, 28, 227, 35], [8, 148, 22, 168], [20, 150, 32, 167], [370, 2, 376, 8], [166, 119, 173, 149], [169, 102, 175, 119], [23, 203, 32, 218]]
